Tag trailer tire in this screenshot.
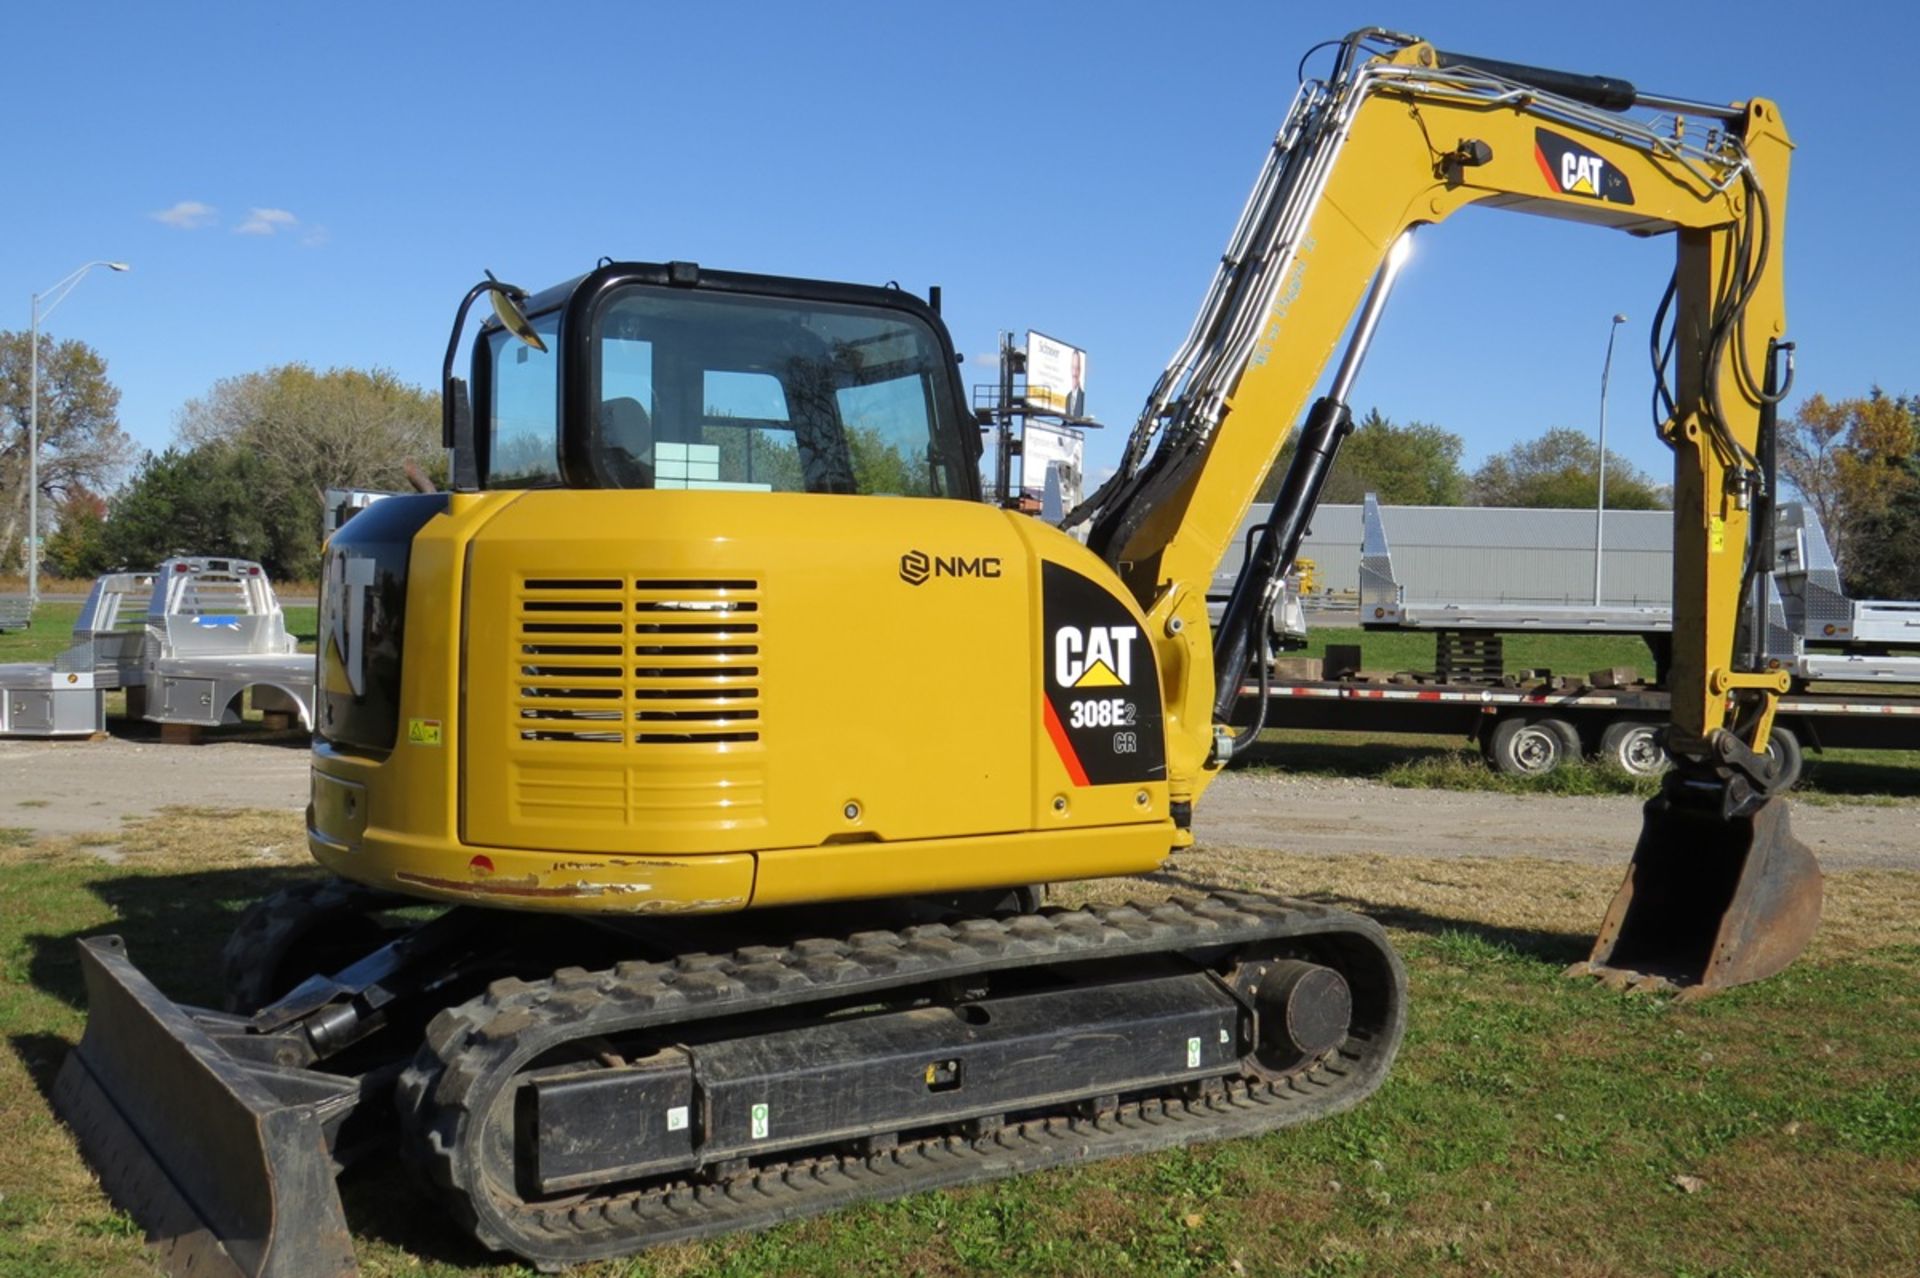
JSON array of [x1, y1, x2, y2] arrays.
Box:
[[1485, 716, 1580, 777], [1766, 725, 1804, 792], [1598, 720, 1670, 777]]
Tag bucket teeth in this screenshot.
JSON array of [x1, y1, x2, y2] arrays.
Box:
[[1562, 961, 1678, 994]]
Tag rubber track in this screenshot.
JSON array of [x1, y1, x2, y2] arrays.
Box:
[[218, 877, 406, 1014], [397, 891, 1407, 1269]]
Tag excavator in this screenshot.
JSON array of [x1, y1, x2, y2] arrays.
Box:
[[54, 29, 1822, 1277]]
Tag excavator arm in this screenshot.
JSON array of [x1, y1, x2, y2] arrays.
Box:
[[1075, 29, 1817, 990]]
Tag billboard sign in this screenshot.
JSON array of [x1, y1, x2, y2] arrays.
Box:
[[1025, 331, 1086, 418], [1022, 420, 1083, 501]]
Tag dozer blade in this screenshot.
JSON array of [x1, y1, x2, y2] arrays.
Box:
[[1584, 793, 1822, 992], [52, 935, 360, 1278]]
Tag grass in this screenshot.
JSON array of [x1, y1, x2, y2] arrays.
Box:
[[1239, 730, 1660, 797], [1288, 626, 1657, 682], [0, 574, 317, 597], [1, 809, 1916, 1277], [0, 575, 112, 597], [1377, 750, 1660, 797], [0, 604, 85, 665], [0, 601, 318, 664]]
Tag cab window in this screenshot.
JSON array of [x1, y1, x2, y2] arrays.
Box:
[[589, 286, 967, 496]]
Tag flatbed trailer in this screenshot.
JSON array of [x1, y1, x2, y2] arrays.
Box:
[[1241, 667, 1920, 782], [0, 560, 313, 739], [139, 558, 314, 733], [1215, 493, 1920, 780], [1762, 504, 1920, 684], [0, 573, 154, 737]]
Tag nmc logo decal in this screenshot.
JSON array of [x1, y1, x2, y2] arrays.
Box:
[[899, 549, 1002, 585]]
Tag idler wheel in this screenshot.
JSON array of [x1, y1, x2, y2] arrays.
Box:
[[1230, 957, 1352, 1078]]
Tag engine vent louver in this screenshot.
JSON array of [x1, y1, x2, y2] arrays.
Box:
[[513, 577, 762, 746]]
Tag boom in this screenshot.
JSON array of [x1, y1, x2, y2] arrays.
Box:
[[1075, 29, 1816, 989]]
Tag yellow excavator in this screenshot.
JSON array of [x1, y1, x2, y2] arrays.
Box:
[[56, 29, 1822, 1277]]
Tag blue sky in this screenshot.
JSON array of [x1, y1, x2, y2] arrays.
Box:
[[9, 1, 1916, 491]]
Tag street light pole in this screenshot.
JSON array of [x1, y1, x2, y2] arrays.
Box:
[[1593, 312, 1628, 606], [26, 260, 129, 604]]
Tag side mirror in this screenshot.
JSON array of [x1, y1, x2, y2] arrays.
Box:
[[441, 272, 541, 487], [488, 278, 547, 353]]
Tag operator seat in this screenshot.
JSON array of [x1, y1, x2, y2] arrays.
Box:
[[598, 396, 655, 487]]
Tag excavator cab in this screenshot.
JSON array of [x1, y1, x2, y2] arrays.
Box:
[[465, 264, 979, 499]]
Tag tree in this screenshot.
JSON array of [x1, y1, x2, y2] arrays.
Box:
[[173, 364, 440, 578], [1844, 451, 1920, 599], [103, 446, 275, 574], [41, 488, 113, 580], [1258, 409, 1467, 505], [1779, 390, 1919, 581], [848, 426, 938, 496], [1468, 427, 1667, 509], [1778, 393, 1849, 550], [0, 330, 134, 571]]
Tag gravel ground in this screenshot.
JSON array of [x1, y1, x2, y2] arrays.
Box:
[[1197, 770, 1920, 872], [0, 735, 308, 837], [2, 735, 1913, 871]]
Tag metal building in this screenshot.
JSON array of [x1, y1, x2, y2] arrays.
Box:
[[1215, 499, 1672, 606]]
